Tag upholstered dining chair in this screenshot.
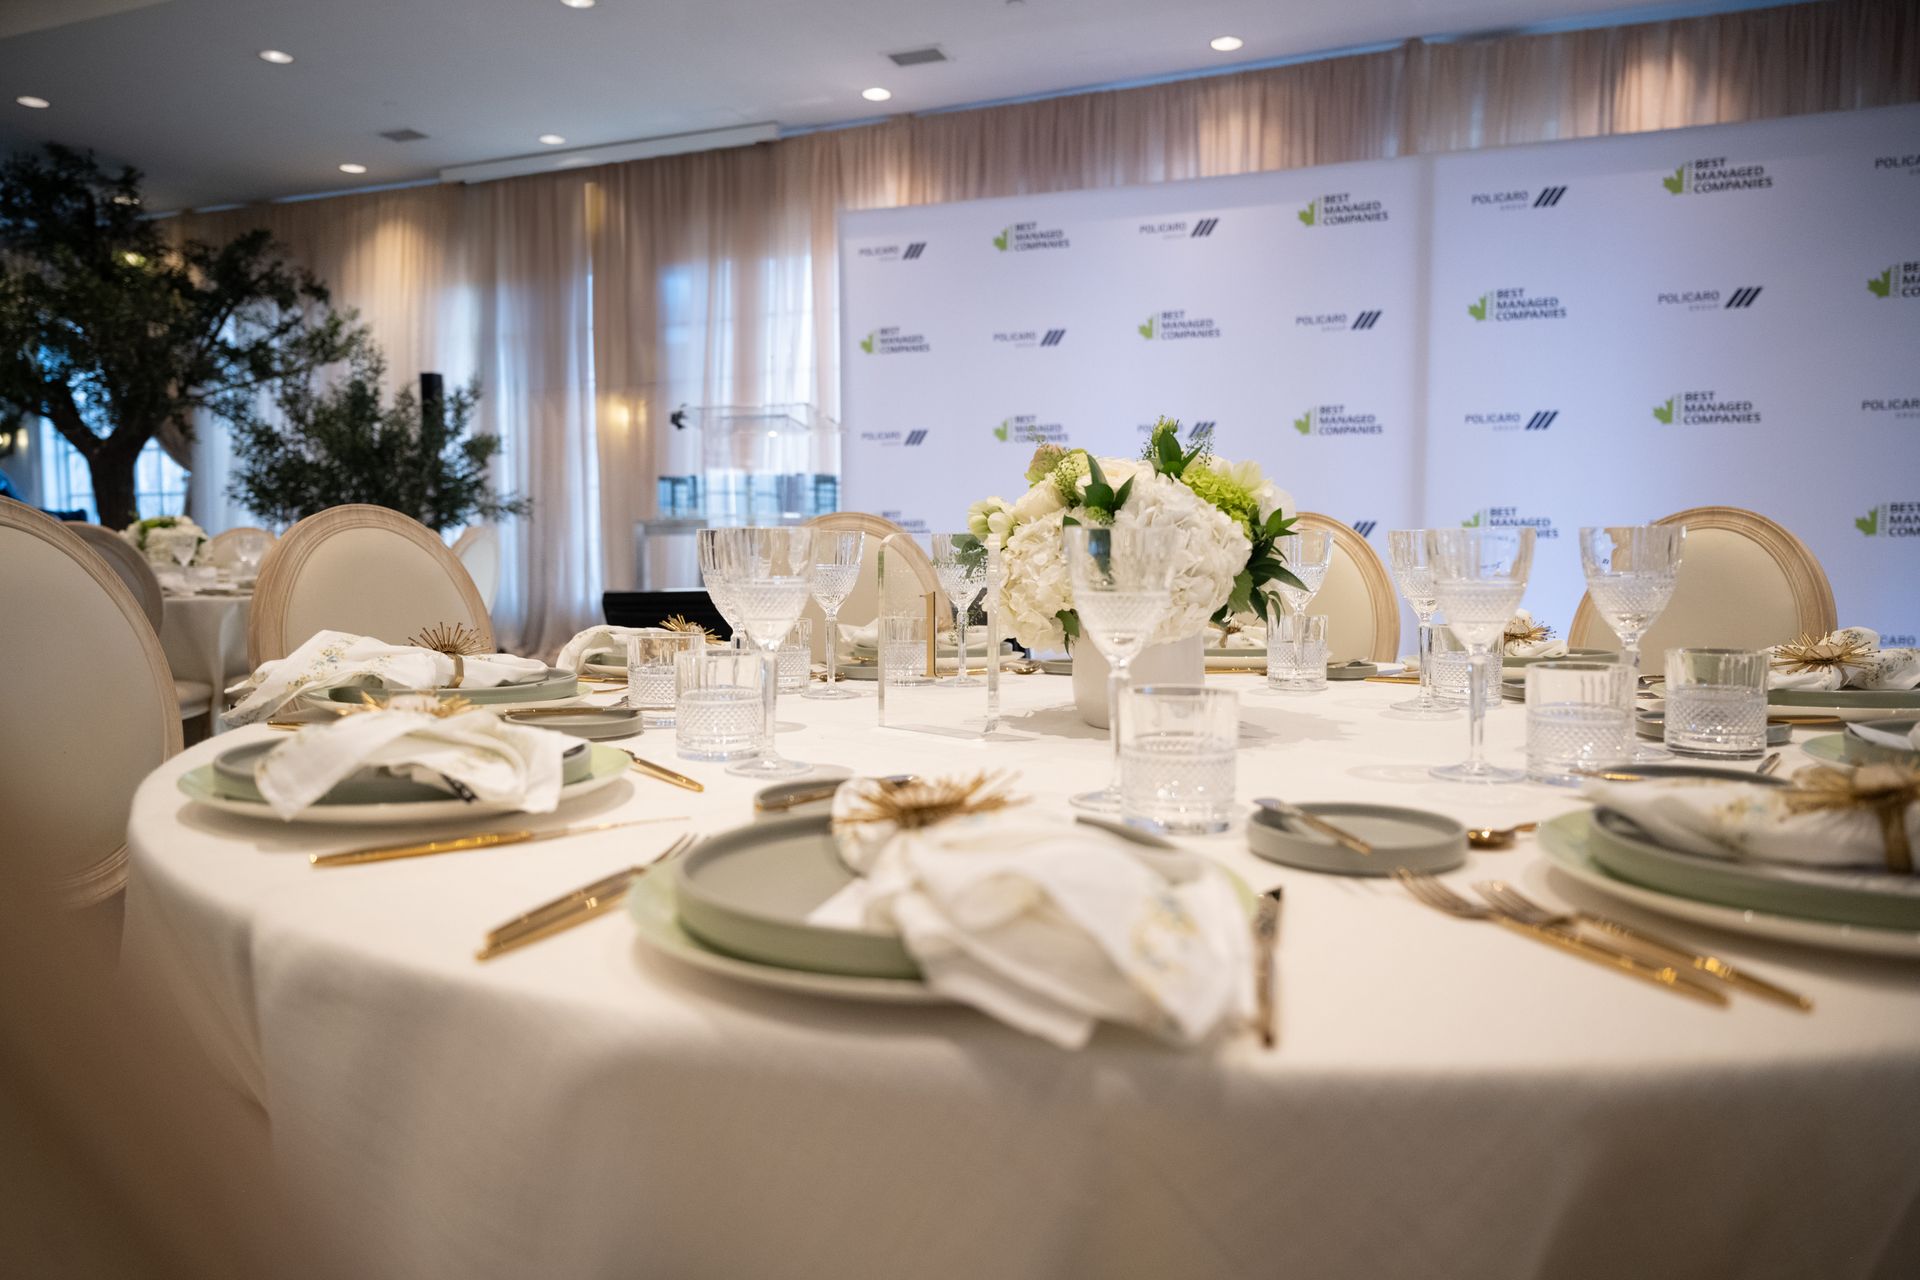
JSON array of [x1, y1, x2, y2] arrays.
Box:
[[0, 499, 182, 909], [204, 525, 275, 569], [1567, 505, 1838, 671], [451, 524, 502, 612], [248, 504, 495, 665], [1292, 513, 1402, 663], [800, 512, 942, 661], [69, 523, 215, 728]]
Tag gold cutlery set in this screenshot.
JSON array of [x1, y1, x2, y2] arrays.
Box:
[[1397, 869, 1810, 1010]]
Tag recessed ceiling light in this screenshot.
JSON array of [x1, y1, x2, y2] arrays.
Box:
[[862, 87, 892, 102], [561, 0, 595, 7], [538, 134, 566, 146], [338, 163, 367, 175], [1210, 36, 1244, 52], [258, 49, 294, 64], [16, 95, 50, 109]]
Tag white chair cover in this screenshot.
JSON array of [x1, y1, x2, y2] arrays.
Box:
[[451, 525, 501, 612]]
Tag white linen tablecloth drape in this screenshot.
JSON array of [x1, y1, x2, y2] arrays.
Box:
[[120, 676, 1920, 1280], [159, 592, 252, 691]]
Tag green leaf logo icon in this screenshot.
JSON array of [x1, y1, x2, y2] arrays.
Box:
[[1652, 397, 1674, 425], [1138, 315, 1156, 340], [992, 419, 1009, 442], [1297, 200, 1317, 227], [1868, 267, 1893, 299], [1292, 410, 1312, 436], [1461, 511, 1484, 528], [1466, 294, 1488, 322], [1856, 508, 1881, 537], [992, 227, 1010, 252], [1661, 165, 1685, 195], [859, 332, 875, 355]]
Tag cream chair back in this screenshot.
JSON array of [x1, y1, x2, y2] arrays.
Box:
[[1568, 506, 1837, 671], [0, 500, 181, 907], [71, 523, 163, 630], [451, 525, 502, 611], [1293, 513, 1401, 663], [205, 526, 275, 569], [800, 513, 940, 660], [249, 505, 494, 665]]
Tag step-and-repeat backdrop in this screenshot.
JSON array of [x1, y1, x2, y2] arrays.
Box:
[[841, 104, 1920, 641]]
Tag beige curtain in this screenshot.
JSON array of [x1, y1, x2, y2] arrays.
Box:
[[170, 0, 1919, 654]]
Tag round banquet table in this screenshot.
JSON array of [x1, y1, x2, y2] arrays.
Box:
[[121, 675, 1920, 1280], [158, 587, 253, 691]]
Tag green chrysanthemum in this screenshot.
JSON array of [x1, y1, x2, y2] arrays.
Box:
[[1183, 464, 1260, 539], [1048, 449, 1092, 505], [1025, 443, 1068, 486]]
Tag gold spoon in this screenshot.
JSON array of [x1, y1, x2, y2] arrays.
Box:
[[1465, 821, 1539, 850]]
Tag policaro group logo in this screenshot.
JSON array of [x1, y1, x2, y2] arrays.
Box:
[[1867, 261, 1920, 300], [1138, 309, 1223, 341], [1651, 390, 1762, 426], [1855, 503, 1920, 539], [1661, 156, 1773, 195], [1861, 394, 1920, 421], [1297, 192, 1390, 226], [992, 415, 1068, 445], [1136, 217, 1221, 239], [858, 429, 929, 448], [992, 221, 1071, 253], [1292, 404, 1384, 437], [1657, 286, 1763, 312], [858, 326, 931, 355], [1460, 506, 1559, 538], [1467, 286, 1567, 323], [1294, 309, 1383, 333], [1468, 185, 1569, 211], [1464, 408, 1558, 432], [990, 326, 1067, 349], [854, 241, 927, 261]]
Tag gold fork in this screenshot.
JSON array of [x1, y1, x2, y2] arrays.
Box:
[[1473, 881, 1810, 1011], [1395, 870, 1726, 1006]]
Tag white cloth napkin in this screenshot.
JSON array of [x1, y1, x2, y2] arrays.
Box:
[[225, 630, 547, 725], [1583, 776, 1919, 872], [1206, 617, 1267, 649], [1849, 720, 1920, 753], [253, 701, 567, 819], [809, 781, 1252, 1049], [557, 625, 649, 673], [1502, 610, 1567, 659], [1767, 628, 1920, 692]]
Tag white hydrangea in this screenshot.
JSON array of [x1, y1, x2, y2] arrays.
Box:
[[999, 509, 1075, 650], [1111, 472, 1250, 643]]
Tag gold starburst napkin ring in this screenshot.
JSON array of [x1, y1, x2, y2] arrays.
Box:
[[1771, 632, 1875, 679], [1503, 618, 1554, 651], [833, 770, 1025, 832], [351, 691, 475, 718], [1783, 763, 1920, 875], [660, 614, 720, 644], [407, 621, 486, 688]]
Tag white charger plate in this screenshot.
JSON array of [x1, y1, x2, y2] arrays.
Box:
[[176, 743, 630, 825], [1537, 811, 1920, 960]]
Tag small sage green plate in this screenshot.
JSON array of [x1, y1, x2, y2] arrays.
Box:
[[1248, 802, 1466, 877], [1841, 718, 1920, 765], [1503, 647, 1612, 668], [502, 707, 642, 740]]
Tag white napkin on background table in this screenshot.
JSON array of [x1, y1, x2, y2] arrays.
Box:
[[1501, 610, 1567, 659], [1767, 628, 1920, 692], [1207, 617, 1267, 649], [1583, 775, 1919, 872], [810, 781, 1253, 1049], [253, 702, 568, 819], [225, 630, 546, 725], [557, 625, 648, 673]]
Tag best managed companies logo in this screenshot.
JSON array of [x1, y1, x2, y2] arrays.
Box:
[[1460, 506, 1560, 538], [1652, 390, 1763, 426], [859, 326, 931, 355], [992, 414, 1068, 445], [1662, 156, 1774, 195], [1297, 192, 1391, 227], [992, 221, 1072, 253], [1856, 504, 1920, 538], [1292, 404, 1385, 437], [1467, 286, 1567, 323], [1868, 262, 1920, 299], [1138, 309, 1223, 341]]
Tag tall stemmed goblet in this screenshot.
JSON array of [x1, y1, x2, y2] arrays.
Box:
[[1387, 530, 1457, 718], [1272, 530, 1333, 681], [716, 526, 815, 778], [804, 530, 865, 700], [1427, 527, 1536, 784], [696, 528, 745, 647], [1065, 523, 1175, 813], [1581, 524, 1685, 759], [930, 533, 987, 687]]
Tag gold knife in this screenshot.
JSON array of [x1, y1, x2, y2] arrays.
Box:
[[617, 749, 704, 792], [309, 817, 682, 867], [1254, 887, 1282, 1049], [476, 833, 696, 960], [1254, 797, 1373, 856]]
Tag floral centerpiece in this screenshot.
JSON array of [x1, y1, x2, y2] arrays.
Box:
[[120, 515, 206, 567], [965, 420, 1301, 653]]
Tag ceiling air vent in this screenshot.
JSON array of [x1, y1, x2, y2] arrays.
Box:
[[887, 47, 947, 67], [379, 128, 430, 143]]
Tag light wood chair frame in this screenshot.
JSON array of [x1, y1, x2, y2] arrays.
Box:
[[1294, 512, 1402, 662]]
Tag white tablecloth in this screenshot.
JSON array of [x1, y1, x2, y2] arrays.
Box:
[[121, 676, 1920, 1280], [159, 590, 252, 689]]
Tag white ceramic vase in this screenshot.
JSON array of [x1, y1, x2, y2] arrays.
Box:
[[1070, 631, 1206, 729]]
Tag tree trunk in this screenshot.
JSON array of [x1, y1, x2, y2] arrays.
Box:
[[87, 439, 144, 529]]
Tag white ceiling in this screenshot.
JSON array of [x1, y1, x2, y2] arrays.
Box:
[[0, 0, 1758, 212]]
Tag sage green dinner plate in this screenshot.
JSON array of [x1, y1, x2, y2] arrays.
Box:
[[323, 667, 580, 706], [211, 738, 589, 804], [1841, 718, 1920, 765], [502, 707, 643, 740], [1765, 687, 1920, 722], [1635, 708, 1790, 746], [1503, 648, 1612, 667], [1586, 807, 1920, 930], [1538, 812, 1920, 959]]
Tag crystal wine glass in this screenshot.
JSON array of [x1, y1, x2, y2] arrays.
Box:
[[930, 533, 987, 688], [1581, 524, 1685, 759], [1065, 523, 1175, 813], [1387, 530, 1458, 718], [1426, 527, 1535, 783], [804, 529, 865, 700], [1272, 529, 1333, 681], [696, 527, 745, 647], [716, 526, 814, 777]]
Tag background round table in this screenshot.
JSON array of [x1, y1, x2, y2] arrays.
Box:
[[121, 675, 1920, 1280], [159, 588, 253, 692]]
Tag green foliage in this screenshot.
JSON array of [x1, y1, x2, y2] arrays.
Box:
[[1077, 453, 1133, 524], [1140, 415, 1212, 479], [950, 531, 988, 575], [1056, 608, 1081, 650], [224, 346, 527, 532], [1218, 506, 1304, 625], [0, 144, 361, 525]]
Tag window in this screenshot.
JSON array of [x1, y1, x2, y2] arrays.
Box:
[[38, 422, 189, 524]]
